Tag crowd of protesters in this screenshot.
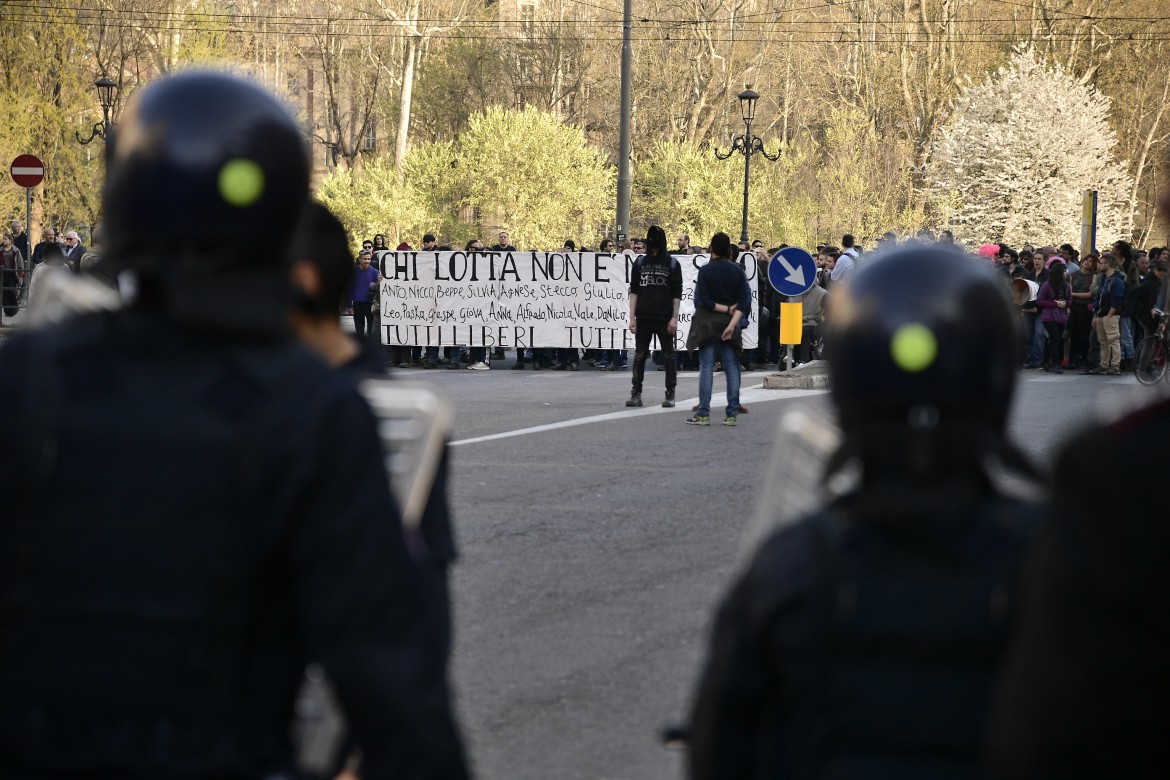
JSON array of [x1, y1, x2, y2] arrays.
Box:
[[0, 220, 106, 318], [10, 215, 1168, 384], [346, 225, 1169, 385]]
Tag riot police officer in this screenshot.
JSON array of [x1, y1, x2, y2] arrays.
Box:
[[687, 246, 1038, 779], [0, 72, 468, 779]]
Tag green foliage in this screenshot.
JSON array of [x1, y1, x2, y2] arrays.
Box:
[[319, 107, 614, 250], [0, 5, 105, 235], [403, 139, 468, 244], [631, 133, 890, 250], [816, 106, 916, 243], [632, 140, 741, 241], [411, 37, 502, 144], [316, 154, 434, 248], [456, 106, 613, 249]]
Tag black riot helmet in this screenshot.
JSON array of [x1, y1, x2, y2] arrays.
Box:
[[103, 71, 309, 332], [825, 246, 1024, 479]]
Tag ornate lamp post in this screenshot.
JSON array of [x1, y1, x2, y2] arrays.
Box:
[[76, 76, 118, 145], [715, 88, 779, 244]]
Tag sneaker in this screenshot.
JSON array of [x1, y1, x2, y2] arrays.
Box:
[[594, 360, 609, 369], [1081, 366, 1105, 375], [723, 416, 737, 427], [662, 391, 676, 408], [569, 362, 579, 371], [1106, 367, 1121, 375], [399, 362, 412, 369], [512, 362, 525, 370], [685, 415, 711, 426], [626, 392, 643, 407], [423, 362, 438, 369], [553, 363, 567, 371], [468, 361, 490, 370]]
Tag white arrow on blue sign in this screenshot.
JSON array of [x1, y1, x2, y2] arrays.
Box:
[[767, 247, 817, 297]]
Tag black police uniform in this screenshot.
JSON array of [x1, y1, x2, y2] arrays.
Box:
[[0, 313, 468, 779], [0, 71, 469, 780], [342, 337, 459, 660], [688, 248, 1038, 780], [990, 396, 1170, 779]]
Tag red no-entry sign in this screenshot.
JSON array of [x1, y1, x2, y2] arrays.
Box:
[[10, 154, 45, 188]]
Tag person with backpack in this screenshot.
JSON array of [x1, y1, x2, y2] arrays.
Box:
[[1083, 252, 1126, 375], [687, 245, 1038, 779]]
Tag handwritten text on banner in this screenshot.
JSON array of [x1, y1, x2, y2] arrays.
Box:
[[375, 250, 759, 350]]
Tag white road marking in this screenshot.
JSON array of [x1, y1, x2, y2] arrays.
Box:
[[450, 384, 829, 446]]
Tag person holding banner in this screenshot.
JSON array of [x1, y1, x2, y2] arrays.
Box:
[[627, 225, 682, 408], [685, 232, 751, 426], [348, 247, 382, 342]]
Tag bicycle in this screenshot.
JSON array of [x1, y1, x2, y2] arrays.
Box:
[[1134, 308, 1169, 385]]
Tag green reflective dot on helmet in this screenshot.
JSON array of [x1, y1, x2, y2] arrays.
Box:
[[218, 159, 265, 207], [890, 323, 938, 373]]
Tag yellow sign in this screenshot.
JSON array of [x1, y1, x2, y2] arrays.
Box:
[[779, 302, 803, 345], [1080, 190, 1097, 257]]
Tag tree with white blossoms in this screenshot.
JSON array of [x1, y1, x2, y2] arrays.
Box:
[[928, 48, 1134, 247]]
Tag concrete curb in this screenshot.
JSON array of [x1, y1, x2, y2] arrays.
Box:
[[761, 360, 830, 390]]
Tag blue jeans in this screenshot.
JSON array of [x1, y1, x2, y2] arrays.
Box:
[[1120, 316, 1134, 359], [1023, 312, 1045, 367], [698, 341, 741, 418], [600, 349, 626, 366]]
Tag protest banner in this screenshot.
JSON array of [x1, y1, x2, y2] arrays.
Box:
[[375, 250, 759, 350]]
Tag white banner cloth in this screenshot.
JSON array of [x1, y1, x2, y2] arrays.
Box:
[[375, 250, 759, 350]]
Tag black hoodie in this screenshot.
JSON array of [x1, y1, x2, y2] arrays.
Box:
[[629, 225, 683, 321]]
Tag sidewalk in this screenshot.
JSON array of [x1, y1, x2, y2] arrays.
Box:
[[0, 305, 28, 337]]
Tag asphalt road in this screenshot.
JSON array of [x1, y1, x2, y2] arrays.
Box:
[[392, 356, 1162, 780]]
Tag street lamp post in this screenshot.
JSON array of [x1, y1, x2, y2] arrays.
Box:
[[714, 88, 779, 244], [76, 76, 118, 145]]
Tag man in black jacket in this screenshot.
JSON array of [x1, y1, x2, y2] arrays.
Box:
[[0, 72, 467, 780], [1135, 260, 1166, 341], [626, 225, 683, 408]]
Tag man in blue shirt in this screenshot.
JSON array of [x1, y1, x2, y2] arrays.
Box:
[[348, 247, 382, 341], [1083, 252, 1126, 375]]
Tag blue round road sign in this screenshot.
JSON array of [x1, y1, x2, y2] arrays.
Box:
[[768, 247, 816, 297]]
